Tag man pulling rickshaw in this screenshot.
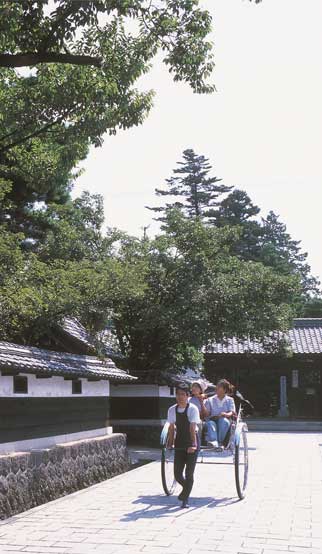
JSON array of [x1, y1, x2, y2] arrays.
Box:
[[162, 378, 252, 505]]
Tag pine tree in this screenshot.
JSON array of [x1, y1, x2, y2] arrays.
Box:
[[259, 211, 319, 295], [208, 189, 262, 261], [147, 149, 232, 221], [209, 189, 260, 227]]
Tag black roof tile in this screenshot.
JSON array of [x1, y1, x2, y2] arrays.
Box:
[[0, 341, 136, 382], [205, 319, 322, 355]]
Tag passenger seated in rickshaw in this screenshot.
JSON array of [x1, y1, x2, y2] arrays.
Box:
[[189, 380, 208, 420], [204, 379, 236, 451]]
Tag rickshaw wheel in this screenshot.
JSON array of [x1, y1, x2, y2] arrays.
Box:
[[161, 447, 177, 496], [234, 427, 249, 500]]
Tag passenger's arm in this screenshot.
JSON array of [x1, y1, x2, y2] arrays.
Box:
[[199, 398, 208, 420], [220, 398, 235, 419], [203, 399, 211, 417], [220, 411, 233, 418]]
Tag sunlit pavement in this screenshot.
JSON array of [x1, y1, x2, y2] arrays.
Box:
[[1, 432, 322, 554]]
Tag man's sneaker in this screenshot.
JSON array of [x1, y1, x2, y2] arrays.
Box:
[[215, 445, 224, 452], [207, 440, 219, 449], [181, 500, 189, 509]]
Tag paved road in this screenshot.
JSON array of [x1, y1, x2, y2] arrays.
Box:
[[1, 433, 322, 554]]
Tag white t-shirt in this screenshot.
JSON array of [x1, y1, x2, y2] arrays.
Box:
[[167, 402, 201, 425]]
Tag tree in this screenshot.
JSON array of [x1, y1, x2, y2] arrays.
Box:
[[113, 210, 301, 380], [1, 173, 147, 344], [0, 128, 89, 241], [0, 1, 216, 257], [259, 211, 319, 296], [0, 1, 214, 155], [208, 189, 319, 297], [0, 1, 214, 77], [302, 297, 322, 318], [148, 151, 319, 299], [36, 192, 111, 262], [0, 209, 146, 344], [0, 191, 306, 378], [208, 189, 262, 260], [210, 189, 260, 227], [147, 149, 231, 221]]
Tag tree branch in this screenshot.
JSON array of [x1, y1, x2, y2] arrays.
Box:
[[0, 52, 102, 68], [39, 4, 80, 51], [0, 119, 62, 154], [0, 127, 21, 144]]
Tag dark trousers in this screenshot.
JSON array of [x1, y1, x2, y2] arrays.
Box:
[[174, 448, 198, 501]]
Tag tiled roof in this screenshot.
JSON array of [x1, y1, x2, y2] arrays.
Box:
[[169, 369, 214, 388], [60, 317, 122, 358], [0, 341, 136, 382], [205, 319, 322, 356], [61, 317, 94, 350]]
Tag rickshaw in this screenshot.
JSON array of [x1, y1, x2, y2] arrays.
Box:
[[160, 390, 250, 500]]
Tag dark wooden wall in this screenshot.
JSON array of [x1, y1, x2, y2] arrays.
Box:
[[204, 354, 322, 418], [110, 397, 174, 420], [0, 397, 110, 443]]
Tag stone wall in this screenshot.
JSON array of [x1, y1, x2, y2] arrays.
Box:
[[0, 433, 130, 520]]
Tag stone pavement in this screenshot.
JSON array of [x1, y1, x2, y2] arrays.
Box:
[[0, 432, 322, 554]]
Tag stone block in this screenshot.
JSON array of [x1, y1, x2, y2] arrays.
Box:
[[0, 433, 130, 520]]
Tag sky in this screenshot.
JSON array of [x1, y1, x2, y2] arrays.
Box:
[[74, 0, 322, 284]]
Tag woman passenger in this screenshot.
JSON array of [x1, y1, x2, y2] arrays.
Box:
[[189, 380, 208, 420], [204, 379, 236, 451]]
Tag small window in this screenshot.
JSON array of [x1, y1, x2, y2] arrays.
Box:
[[72, 380, 82, 394], [13, 375, 28, 394], [170, 386, 175, 396]]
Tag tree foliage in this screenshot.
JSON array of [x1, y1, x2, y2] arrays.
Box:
[[112, 211, 300, 378], [147, 148, 231, 221], [0, 0, 313, 380], [0, 199, 146, 344], [302, 297, 322, 318], [0, 190, 302, 378], [209, 189, 260, 227], [149, 150, 319, 299], [0, 0, 214, 155], [0, 1, 216, 270]]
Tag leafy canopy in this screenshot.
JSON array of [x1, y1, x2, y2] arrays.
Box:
[[0, 2, 216, 250], [0, 196, 146, 344], [149, 149, 319, 299], [0, 190, 302, 378], [0, 0, 214, 155], [112, 210, 300, 379]]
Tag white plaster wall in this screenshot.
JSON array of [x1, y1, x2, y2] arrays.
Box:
[[110, 383, 159, 397], [0, 374, 109, 397], [82, 379, 110, 397], [0, 427, 114, 455], [159, 386, 175, 397]]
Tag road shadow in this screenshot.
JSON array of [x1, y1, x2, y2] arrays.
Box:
[[121, 494, 240, 521]]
